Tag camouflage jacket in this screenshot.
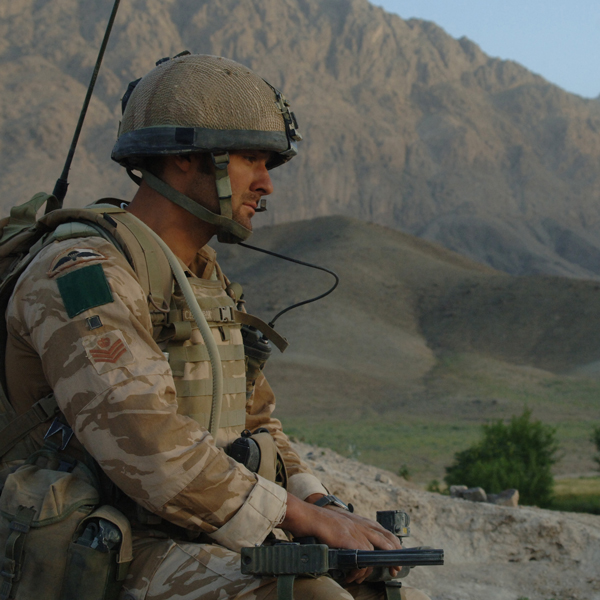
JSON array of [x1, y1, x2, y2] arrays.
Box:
[[5, 231, 326, 552]]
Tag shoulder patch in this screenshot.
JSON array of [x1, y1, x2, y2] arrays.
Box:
[[48, 247, 107, 278], [56, 263, 114, 318], [82, 330, 134, 374]]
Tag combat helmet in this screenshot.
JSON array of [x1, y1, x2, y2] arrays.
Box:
[[111, 53, 302, 243]]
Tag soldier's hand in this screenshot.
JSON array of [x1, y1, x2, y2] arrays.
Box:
[[280, 494, 401, 584], [323, 505, 404, 581]]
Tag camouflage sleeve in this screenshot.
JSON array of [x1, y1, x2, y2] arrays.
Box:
[[245, 373, 328, 500], [6, 236, 286, 551]]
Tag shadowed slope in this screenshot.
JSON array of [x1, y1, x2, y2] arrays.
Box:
[[215, 216, 600, 478]]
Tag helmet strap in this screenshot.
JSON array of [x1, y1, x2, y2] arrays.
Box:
[[126, 168, 142, 186], [211, 152, 233, 220], [139, 168, 252, 244]]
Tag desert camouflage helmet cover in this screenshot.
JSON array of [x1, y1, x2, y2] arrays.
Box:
[[112, 54, 302, 169]]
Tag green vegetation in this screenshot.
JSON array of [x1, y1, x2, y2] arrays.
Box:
[[444, 410, 558, 507], [426, 480, 445, 494], [283, 417, 483, 479], [397, 464, 411, 480], [277, 352, 600, 483], [592, 425, 600, 472], [552, 476, 600, 515]]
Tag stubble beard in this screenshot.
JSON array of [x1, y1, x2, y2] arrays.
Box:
[[232, 191, 262, 231]]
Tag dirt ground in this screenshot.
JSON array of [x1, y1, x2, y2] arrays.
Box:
[[292, 442, 600, 600]]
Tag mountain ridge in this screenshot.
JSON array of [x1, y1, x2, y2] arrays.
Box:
[[2, 0, 600, 277]]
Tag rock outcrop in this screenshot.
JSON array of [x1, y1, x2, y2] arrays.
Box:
[[295, 442, 600, 600]]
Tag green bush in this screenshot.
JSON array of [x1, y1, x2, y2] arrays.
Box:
[[444, 410, 559, 507], [592, 425, 600, 472]]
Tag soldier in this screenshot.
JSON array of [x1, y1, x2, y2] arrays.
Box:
[[4, 55, 430, 600]]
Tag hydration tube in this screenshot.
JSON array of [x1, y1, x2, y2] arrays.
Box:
[[127, 214, 224, 438]]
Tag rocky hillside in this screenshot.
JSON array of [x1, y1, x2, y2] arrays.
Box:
[[2, 0, 600, 277], [293, 441, 600, 600]]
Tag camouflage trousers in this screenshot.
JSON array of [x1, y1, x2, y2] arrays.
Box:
[[120, 538, 431, 600]]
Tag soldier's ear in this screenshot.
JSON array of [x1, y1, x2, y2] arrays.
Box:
[[172, 154, 193, 173]]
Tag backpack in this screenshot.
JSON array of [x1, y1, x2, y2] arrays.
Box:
[[0, 191, 164, 600], [0, 447, 132, 600]]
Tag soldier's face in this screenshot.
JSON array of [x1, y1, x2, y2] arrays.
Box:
[[227, 150, 274, 231], [183, 151, 274, 232]]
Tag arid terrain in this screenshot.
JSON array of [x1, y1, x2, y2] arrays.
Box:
[[293, 441, 600, 600], [215, 216, 600, 481]]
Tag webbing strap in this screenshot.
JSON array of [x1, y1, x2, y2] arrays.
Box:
[[175, 377, 246, 398], [233, 310, 289, 353], [109, 212, 171, 312], [276, 575, 295, 600], [184, 294, 235, 311], [385, 582, 403, 600], [0, 394, 59, 458], [168, 321, 193, 342], [0, 506, 36, 600], [169, 343, 244, 365], [173, 305, 236, 324]]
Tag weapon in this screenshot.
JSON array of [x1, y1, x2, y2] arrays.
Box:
[[241, 510, 444, 600]]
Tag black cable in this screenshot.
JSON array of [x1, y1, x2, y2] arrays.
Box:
[[50, 0, 121, 211], [238, 241, 339, 327]]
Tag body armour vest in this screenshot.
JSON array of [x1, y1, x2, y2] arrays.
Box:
[[88, 207, 252, 450], [0, 201, 270, 463], [166, 268, 247, 449]]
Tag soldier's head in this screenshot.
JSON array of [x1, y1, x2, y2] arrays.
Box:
[[111, 53, 301, 243]]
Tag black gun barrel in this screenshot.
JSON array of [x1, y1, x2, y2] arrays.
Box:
[[330, 548, 444, 570]]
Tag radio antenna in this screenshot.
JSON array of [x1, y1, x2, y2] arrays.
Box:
[[48, 0, 122, 212]]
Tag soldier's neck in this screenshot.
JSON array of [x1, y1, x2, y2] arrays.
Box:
[[127, 184, 217, 266]]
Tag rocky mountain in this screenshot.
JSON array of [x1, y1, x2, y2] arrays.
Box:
[[2, 0, 600, 277]]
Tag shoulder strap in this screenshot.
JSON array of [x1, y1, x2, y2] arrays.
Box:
[[0, 394, 59, 459], [105, 211, 173, 316], [41, 205, 174, 338]]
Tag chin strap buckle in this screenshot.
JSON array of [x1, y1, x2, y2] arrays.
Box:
[[211, 152, 233, 219]]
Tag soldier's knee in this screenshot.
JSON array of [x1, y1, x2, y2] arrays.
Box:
[[292, 576, 354, 600], [400, 586, 432, 600]]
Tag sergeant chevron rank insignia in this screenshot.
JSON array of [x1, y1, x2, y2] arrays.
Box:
[[82, 330, 134, 374]]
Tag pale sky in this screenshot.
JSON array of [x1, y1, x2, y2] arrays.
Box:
[[374, 0, 600, 99]]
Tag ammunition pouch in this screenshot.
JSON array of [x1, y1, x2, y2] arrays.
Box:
[[227, 429, 287, 488], [0, 449, 131, 600]]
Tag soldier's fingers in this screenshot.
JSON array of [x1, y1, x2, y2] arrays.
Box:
[[345, 567, 373, 585], [362, 526, 401, 551], [346, 514, 402, 549]]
